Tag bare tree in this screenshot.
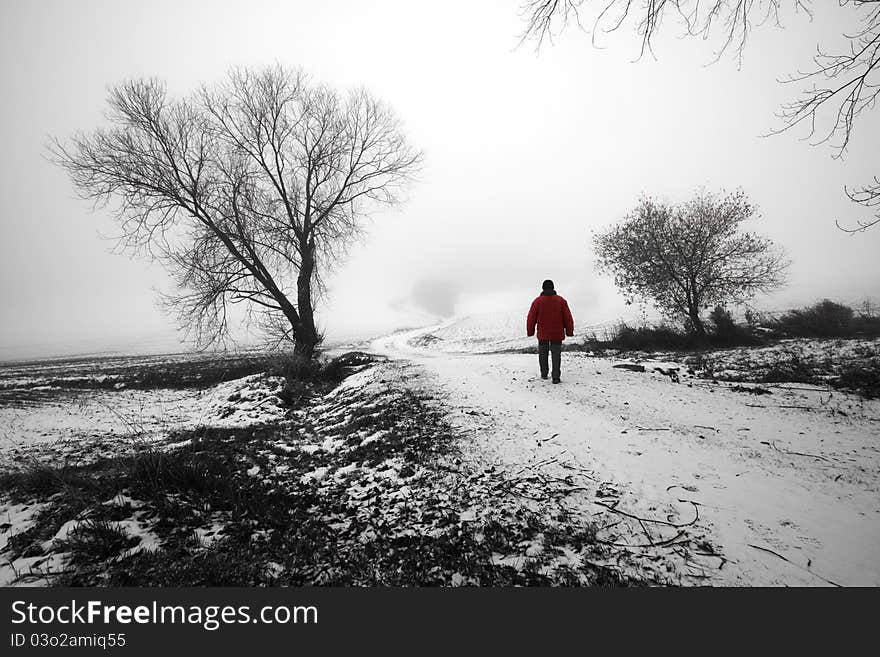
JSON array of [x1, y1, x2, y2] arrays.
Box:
[[520, 1, 880, 231], [52, 66, 422, 359], [593, 189, 789, 335]]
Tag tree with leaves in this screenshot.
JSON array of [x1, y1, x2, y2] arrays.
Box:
[[520, 1, 880, 231], [53, 66, 422, 359], [593, 189, 789, 335]]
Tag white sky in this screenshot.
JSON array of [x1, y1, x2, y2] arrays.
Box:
[[1, 0, 878, 358]]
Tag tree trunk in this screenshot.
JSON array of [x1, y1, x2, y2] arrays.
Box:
[[294, 239, 319, 360], [688, 306, 706, 337]]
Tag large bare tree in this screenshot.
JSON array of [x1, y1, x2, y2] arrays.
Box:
[[593, 189, 789, 335], [520, 1, 880, 231], [53, 66, 422, 359]]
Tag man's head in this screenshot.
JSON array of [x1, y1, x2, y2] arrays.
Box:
[[542, 279, 554, 291]]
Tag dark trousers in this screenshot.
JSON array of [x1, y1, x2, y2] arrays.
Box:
[[538, 340, 562, 380]]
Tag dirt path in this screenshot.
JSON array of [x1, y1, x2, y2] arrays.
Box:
[[372, 325, 880, 586]]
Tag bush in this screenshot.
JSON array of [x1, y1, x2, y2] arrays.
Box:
[[270, 351, 373, 406], [709, 306, 736, 335], [770, 299, 855, 337], [577, 319, 760, 352], [611, 323, 693, 350], [756, 350, 817, 384], [708, 306, 759, 346], [852, 313, 880, 339], [270, 353, 321, 382], [833, 362, 880, 398]]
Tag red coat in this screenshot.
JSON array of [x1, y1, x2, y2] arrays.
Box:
[[527, 293, 574, 341]]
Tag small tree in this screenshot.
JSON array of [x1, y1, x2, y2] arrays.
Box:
[[52, 66, 422, 359], [593, 189, 789, 336]]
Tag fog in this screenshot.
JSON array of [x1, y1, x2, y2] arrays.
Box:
[[1, 0, 878, 359]]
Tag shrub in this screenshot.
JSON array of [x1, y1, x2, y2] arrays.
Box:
[[756, 350, 816, 384], [852, 313, 880, 339], [770, 299, 855, 337], [270, 351, 373, 406], [709, 306, 736, 335], [707, 306, 760, 346], [611, 323, 693, 350], [833, 362, 880, 398], [578, 319, 760, 352]]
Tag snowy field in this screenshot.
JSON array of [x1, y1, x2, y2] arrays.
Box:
[[2, 317, 878, 586], [0, 351, 646, 587], [0, 352, 286, 463], [0, 352, 290, 586], [372, 314, 880, 586]]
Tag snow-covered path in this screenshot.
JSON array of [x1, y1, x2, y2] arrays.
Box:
[[372, 324, 880, 586]]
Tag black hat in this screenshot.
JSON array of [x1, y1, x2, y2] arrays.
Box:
[[542, 279, 554, 291]]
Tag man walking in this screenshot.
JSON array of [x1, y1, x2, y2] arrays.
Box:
[[526, 279, 574, 383]]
